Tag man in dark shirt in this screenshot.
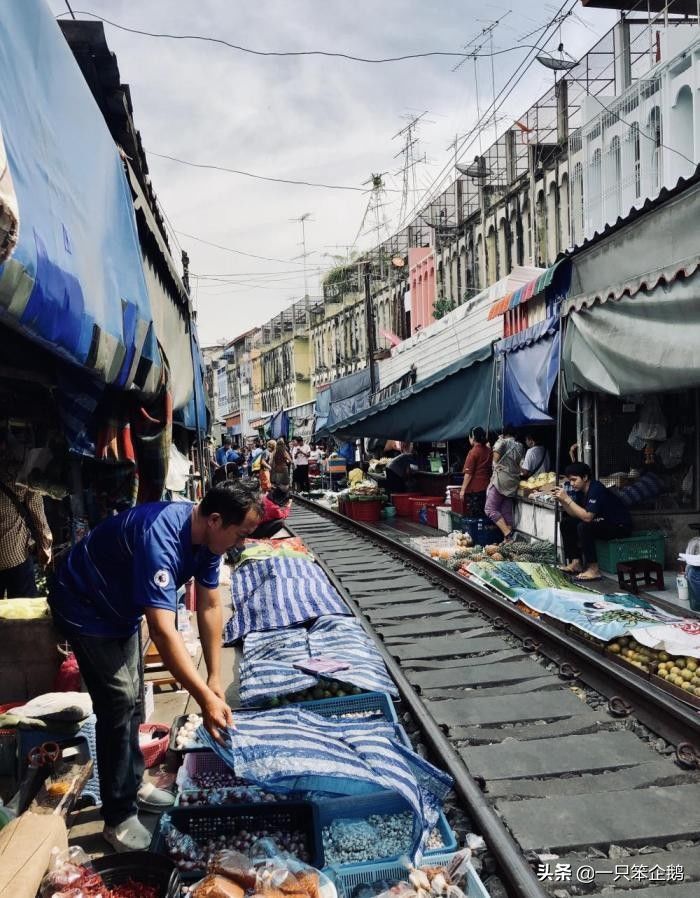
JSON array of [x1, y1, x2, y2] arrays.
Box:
[[554, 462, 632, 581], [385, 447, 419, 494]]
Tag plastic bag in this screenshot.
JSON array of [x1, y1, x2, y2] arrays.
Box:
[[207, 850, 257, 890], [191, 874, 246, 898], [40, 846, 105, 898], [628, 397, 667, 449], [255, 857, 336, 898], [161, 813, 206, 871]]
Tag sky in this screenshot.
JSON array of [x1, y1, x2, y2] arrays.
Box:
[[49, 0, 617, 347]]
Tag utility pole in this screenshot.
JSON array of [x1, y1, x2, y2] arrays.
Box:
[[290, 212, 313, 303], [363, 261, 376, 396]]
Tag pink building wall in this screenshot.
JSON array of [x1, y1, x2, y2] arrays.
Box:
[[408, 246, 436, 332]]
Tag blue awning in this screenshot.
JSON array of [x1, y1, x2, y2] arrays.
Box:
[[496, 318, 560, 427], [0, 1, 161, 395], [315, 367, 376, 438], [322, 346, 496, 441]]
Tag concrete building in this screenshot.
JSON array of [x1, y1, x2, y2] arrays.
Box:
[[258, 299, 313, 412]]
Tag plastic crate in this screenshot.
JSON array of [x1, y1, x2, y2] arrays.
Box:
[[139, 723, 170, 768], [449, 514, 502, 546], [595, 529, 665, 573], [315, 792, 456, 868], [347, 499, 382, 523], [425, 506, 438, 529], [297, 691, 399, 723], [391, 494, 422, 517], [92, 852, 181, 898], [329, 855, 489, 898], [409, 497, 445, 524], [150, 802, 323, 880], [436, 506, 452, 533], [450, 490, 467, 515]]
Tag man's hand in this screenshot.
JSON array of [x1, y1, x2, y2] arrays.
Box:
[[37, 546, 52, 568], [207, 674, 226, 702], [553, 487, 568, 504], [459, 489, 466, 501], [201, 692, 234, 745]]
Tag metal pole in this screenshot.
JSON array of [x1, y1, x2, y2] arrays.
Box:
[[554, 304, 565, 564], [363, 261, 377, 396], [183, 250, 208, 492]]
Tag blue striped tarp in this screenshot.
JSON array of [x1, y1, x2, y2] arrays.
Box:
[[239, 615, 398, 706], [197, 707, 453, 859], [223, 556, 351, 644]]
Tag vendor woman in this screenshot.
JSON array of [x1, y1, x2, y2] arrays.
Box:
[[48, 482, 263, 852], [459, 427, 492, 516], [554, 462, 632, 582]]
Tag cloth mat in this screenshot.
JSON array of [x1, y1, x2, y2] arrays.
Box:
[[224, 556, 350, 644], [197, 707, 452, 859], [239, 616, 398, 706]]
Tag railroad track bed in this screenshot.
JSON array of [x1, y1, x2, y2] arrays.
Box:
[[290, 500, 700, 898]]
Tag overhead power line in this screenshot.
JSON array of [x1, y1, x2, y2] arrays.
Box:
[[55, 10, 589, 65], [176, 230, 307, 267], [149, 151, 368, 192]]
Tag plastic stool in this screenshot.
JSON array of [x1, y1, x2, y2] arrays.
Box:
[[616, 559, 665, 595]]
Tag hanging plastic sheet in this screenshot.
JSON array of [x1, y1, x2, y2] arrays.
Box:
[[0, 0, 161, 394], [197, 707, 453, 860], [496, 318, 559, 427]]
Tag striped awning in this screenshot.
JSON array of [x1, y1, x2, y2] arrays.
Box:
[[487, 258, 569, 320]]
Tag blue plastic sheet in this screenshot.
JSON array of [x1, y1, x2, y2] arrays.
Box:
[[501, 327, 559, 427], [0, 0, 160, 392], [197, 707, 453, 859]]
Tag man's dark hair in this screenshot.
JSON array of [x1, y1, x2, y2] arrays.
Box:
[[222, 435, 232, 446], [525, 431, 541, 444], [470, 426, 487, 445], [565, 462, 592, 479], [200, 481, 263, 525], [502, 423, 518, 438], [268, 486, 291, 507]]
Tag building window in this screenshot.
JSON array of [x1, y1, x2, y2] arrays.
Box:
[[647, 107, 662, 194], [572, 163, 584, 245], [631, 122, 641, 199]]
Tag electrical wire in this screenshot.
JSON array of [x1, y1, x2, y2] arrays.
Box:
[[389, 1, 576, 236], [175, 231, 307, 266], [54, 10, 596, 65], [148, 150, 368, 192]]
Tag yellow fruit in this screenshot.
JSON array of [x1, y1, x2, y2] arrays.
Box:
[[687, 660, 698, 672], [682, 669, 694, 681], [659, 652, 669, 662], [670, 666, 681, 675], [609, 644, 621, 654], [682, 682, 693, 691], [658, 671, 668, 679]]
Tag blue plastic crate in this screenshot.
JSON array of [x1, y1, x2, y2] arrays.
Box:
[[19, 714, 100, 805], [328, 855, 489, 898], [297, 691, 398, 724], [315, 792, 456, 868], [450, 515, 502, 545], [150, 801, 323, 881]]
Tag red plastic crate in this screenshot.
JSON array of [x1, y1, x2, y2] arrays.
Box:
[[426, 505, 438, 528], [348, 499, 382, 522], [391, 493, 422, 516], [409, 496, 445, 523]]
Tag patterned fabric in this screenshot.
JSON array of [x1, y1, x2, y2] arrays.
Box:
[[0, 477, 52, 571], [223, 556, 350, 644], [239, 615, 398, 706], [197, 707, 453, 859]]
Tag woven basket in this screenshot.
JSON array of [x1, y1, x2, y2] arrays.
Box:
[[139, 723, 170, 768]]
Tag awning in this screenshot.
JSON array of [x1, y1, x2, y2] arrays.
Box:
[[487, 259, 570, 320], [495, 317, 559, 427], [0, 2, 161, 395], [269, 410, 289, 439], [315, 367, 375, 437], [321, 345, 496, 442], [563, 269, 700, 396], [564, 176, 700, 315]]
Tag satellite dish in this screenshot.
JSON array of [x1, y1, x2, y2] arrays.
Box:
[[536, 43, 576, 71], [391, 256, 405, 268], [456, 156, 490, 181]]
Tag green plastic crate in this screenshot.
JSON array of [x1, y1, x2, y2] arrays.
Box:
[[595, 529, 665, 573]]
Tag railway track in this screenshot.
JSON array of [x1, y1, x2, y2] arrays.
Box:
[[289, 498, 700, 898]]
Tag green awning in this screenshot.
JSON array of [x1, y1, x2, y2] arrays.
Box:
[[323, 345, 497, 441]]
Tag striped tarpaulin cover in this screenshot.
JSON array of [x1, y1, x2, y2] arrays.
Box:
[[197, 707, 453, 859], [239, 615, 398, 706], [223, 556, 350, 644]]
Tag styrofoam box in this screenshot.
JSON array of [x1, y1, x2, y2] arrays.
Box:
[[436, 506, 452, 532]]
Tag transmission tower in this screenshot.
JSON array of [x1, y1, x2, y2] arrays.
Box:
[[392, 112, 429, 230]]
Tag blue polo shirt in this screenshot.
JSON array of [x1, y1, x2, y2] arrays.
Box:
[[576, 480, 632, 529], [49, 502, 220, 637]]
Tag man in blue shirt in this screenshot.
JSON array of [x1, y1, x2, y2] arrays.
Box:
[[49, 482, 262, 852], [216, 436, 241, 468], [554, 462, 632, 582]]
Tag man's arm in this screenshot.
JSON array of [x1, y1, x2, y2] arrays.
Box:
[[195, 584, 225, 699], [144, 605, 232, 742], [26, 491, 52, 566]]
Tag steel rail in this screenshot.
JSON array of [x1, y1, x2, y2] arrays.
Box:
[[293, 498, 700, 761]]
